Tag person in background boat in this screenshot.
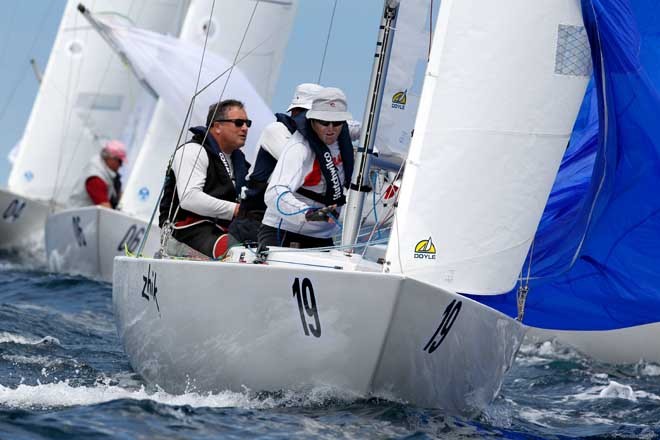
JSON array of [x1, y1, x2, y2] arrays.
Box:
[[230, 83, 360, 247], [258, 87, 355, 249], [68, 140, 126, 209], [159, 99, 251, 259]]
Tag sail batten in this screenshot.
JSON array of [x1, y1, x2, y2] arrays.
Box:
[[385, 0, 590, 294]]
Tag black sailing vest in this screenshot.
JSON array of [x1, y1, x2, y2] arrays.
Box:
[[159, 126, 249, 228]]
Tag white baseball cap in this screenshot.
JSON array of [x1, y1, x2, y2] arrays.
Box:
[[305, 87, 352, 122], [287, 83, 323, 112]]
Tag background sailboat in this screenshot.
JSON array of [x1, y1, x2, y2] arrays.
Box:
[[0, 0, 183, 255], [44, 0, 298, 281], [113, 0, 589, 414]]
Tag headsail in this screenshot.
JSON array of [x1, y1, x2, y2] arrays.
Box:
[[474, 0, 660, 330], [384, 0, 591, 294], [116, 0, 297, 219], [7, 0, 183, 205], [372, 0, 439, 164]]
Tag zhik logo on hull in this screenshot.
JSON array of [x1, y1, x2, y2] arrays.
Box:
[[414, 237, 436, 260]]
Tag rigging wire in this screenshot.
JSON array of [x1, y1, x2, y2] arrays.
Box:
[[136, 34, 277, 257], [428, 0, 433, 60], [0, 1, 20, 66], [151, 0, 220, 256], [137, 1, 264, 257], [0, 0, 58, 124], [317, 0, 339, 84], [166, 0, 261, 227]]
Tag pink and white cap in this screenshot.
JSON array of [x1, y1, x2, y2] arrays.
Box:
[[101, 139, 127, 163]]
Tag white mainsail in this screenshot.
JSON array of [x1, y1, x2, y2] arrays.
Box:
[[385, 0, 592, 294], [7, 0, 183, 205], [373, 0, 438, 163], [117, 0, 297, 219]]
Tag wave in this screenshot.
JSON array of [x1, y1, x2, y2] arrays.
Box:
[[0, 381, 363, 411], [0, 332, 60, 346]]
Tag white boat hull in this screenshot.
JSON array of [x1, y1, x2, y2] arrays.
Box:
[[46, 206, 160, 282], [528, 324, 660, 364], [0, 188, 49, 252], [113, 254, 525, 414]]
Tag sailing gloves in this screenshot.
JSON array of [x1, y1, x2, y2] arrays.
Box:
[[305, 206, 339, 222]]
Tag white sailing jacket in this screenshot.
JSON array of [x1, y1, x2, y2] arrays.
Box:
[[263, 131, 345, 238]]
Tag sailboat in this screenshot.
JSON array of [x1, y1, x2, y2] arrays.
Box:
[[44, 0, 297, 282], [113, 0, 590, 414], [0, 0, 183, 257], [471, 0, 660, 364]]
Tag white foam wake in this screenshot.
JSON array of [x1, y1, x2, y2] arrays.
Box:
[[572, 380, 660, 402], [0, 381, 360, 410], [0, 332, 60, 346], [0, 382, 255, 409]]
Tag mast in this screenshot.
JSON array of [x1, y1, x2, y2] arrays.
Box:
[[77, 3, 158, 99], [341, 0, 399, 247]]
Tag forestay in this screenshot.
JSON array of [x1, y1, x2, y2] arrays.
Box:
[[385, 0, 591, 294], [372, 0, 439, 164], [115, 0, 297, 219], [473, 0, 660, 330], [7, 0, 182, 205]]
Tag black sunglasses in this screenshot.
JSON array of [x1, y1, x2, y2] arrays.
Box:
[[313, 119, 345, 127], [215, 118, 252, 128]]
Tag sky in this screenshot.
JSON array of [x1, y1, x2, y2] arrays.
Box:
[[0, 0, 384, 185]]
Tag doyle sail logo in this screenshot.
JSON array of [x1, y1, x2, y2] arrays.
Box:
[[414, 236, 436, 260], [392, 90, 407, 110]]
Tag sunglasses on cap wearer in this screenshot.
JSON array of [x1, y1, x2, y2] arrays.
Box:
[[313, 119, 345, 128], [215, 118, 252, 128]]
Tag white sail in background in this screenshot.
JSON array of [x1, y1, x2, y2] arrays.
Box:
[[118, 0, 297, 219], [373, 0, 437, 164], [385, 0, 591, 294], [7, 0, 183, 205]]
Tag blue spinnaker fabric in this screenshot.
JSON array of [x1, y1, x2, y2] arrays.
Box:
[[469, 0, 660, 331]]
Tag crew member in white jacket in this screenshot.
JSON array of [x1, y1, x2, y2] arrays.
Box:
[[259, 87, 355, 249]]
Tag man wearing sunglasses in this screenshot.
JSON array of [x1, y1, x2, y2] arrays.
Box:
[[259, 87, 355, 249], [68, 139, 126, 209], [159, 99, 251, 259]]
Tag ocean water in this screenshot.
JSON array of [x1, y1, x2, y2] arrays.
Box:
[[1, 255, 659, 439]]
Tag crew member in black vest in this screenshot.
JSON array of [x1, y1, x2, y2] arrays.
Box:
[[259, 87, 354, 248], [159, 99, 251, 258]]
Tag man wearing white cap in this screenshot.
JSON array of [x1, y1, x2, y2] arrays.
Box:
[[259, 87, 356, 249], [68, 140, 126, 209]]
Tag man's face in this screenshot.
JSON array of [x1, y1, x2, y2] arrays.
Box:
[[311, 119, 344, 145], [214, 106, 249, 152], [104, 156, 122, 172]]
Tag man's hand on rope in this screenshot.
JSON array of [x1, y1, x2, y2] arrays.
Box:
[[305, 205, 338, 222]]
